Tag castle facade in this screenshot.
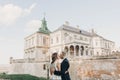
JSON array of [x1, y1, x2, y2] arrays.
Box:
[[10, 17, 115, 78]]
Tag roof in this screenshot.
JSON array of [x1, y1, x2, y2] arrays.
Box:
[[92, 33, 114, 42], [54, 24, 92, 36], [53, 24, 114, 43], [37, 17, 51, 34]]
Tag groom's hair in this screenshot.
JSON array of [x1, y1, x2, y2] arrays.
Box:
[[61, 51, 66, 57]]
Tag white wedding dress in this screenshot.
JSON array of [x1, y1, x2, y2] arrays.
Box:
[[50, 60, 62, 80]]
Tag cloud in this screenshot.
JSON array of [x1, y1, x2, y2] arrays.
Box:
[[0, 3, 36, 26], [24, 3, 36, 15], [24, 20, 41, 35]]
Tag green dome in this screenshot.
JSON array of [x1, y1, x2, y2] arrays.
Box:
[[38, 17, 51, 34]]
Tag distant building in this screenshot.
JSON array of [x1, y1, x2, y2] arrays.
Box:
[[0, 64, 10, 74], [10, 17, 115, 78]]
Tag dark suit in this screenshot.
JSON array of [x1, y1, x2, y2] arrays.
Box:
[[54, 58, 71, 80]]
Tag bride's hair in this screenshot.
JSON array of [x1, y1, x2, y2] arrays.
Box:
[[51, 52, 58, 64]]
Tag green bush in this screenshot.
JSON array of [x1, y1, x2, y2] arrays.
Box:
[[0, 74, 48, 80]]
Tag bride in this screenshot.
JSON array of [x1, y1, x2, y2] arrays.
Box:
[[50, 52, 62, 80]]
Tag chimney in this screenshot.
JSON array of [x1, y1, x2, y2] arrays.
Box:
[[91, 29, 95, 34], [10, 57, 13, 64], [64, 21, 69, 26], [76, 25, 80, 29]]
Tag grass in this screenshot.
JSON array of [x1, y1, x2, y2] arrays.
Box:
[[0, 73, 48, 80]]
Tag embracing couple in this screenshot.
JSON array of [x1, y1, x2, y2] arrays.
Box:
[[50, 51, 71, 80]]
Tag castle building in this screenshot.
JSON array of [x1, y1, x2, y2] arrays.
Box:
[[10, 17, 115, 78]]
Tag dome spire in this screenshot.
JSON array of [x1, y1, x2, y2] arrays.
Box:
[[43, 12, 46, 18], [38, 14, 51, 34]]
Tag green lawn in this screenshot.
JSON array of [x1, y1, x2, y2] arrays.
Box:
[[0, 73, 48, 80]]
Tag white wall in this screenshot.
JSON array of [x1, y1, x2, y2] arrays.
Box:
[[10, 62, 48, 78], [24, 32, 50, 59]]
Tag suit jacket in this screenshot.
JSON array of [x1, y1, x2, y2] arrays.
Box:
[[54, 58, 71, 80]]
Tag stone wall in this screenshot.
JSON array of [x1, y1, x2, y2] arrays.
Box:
[[69, 59, 120, 80], [0, 64, 10, 73], [10, 58, 120, 80], [10, 62, 48, 78]]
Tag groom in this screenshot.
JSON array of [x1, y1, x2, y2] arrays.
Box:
[[54, 51, 71, 80]]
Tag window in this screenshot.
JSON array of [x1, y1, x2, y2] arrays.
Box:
[[90, 51, 93, 56], [51, 39, 53, 44], [32, 37, 34, 45], [85, 38, 88, 41], [56, 37, 59, 43], [39, 35, 41, 43], [64, 33, 68, 37], [96, 42, 98, 46], [29, 39, 30, 46], [69, 37, 72, 41], [86, 50, 88, 55], [43, 50, 46, 54], [25, 40, 27, 47], [108, 43, 109, 48], [43, 64, 46, 70], [105, 43, 107, 48], [80, 36, 83, 40], [43, 37, 46, 45], [97, 52, 99, 56], [74, 35, 77, 39], [80, 30, 82, 33], [30, 38, 32, 46], [31, 50, 34, 53]]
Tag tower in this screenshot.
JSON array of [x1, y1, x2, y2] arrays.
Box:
[[24, 17, 51, 60]]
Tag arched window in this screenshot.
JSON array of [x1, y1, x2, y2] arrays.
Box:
[[76, 45, 79, 56], [86, 50, 88, 55], [70, 45, 74, 56], [112, 51, 115, 54], [64, 33, 68, 37], [81, 46, 84, 56], [64, 46, 68, 53]]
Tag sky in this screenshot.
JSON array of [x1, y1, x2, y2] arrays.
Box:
[[0, 0, 120, 64]]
